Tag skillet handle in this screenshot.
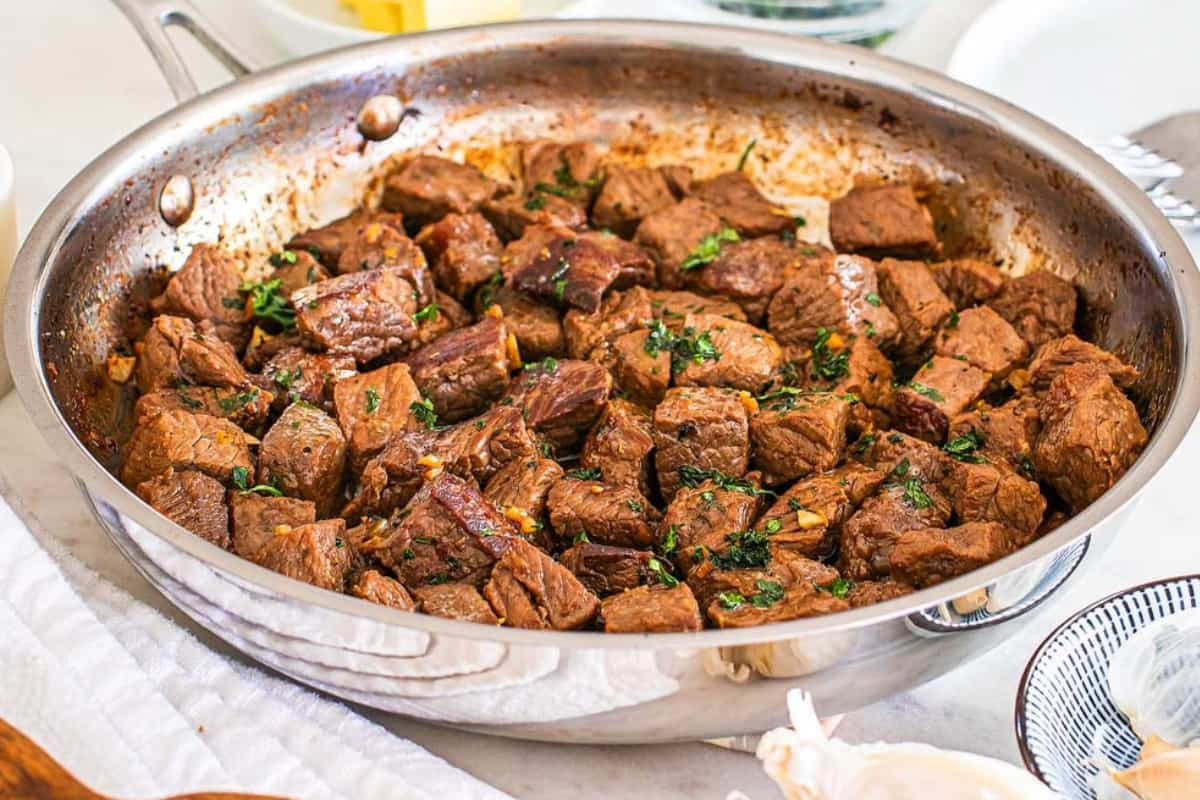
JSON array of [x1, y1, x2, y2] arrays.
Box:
[[110, 0, 262, 102]]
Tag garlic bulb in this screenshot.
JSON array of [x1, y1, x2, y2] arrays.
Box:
[[739, 691, 1063, 799], [1108, 609, 1200, 747]]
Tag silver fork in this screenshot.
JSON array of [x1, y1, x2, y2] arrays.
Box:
[[1092, 111, 1200, 225]]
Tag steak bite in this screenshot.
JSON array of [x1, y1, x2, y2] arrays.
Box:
[[943, 458, 1047, 542], [134, 385, 273, 434], [256, 519, 354, 592], [949, 396, 1041, 475], [611, 329, 671, 407], [822, 335, 896, 433], [413, 212, 503, 300], [579, 231, 656, 290], [332, 362, 421, 470], [507, 358, 612, 449], [855, 429, 953, 486], [876, 258, 955, 359], [483, 538, 600, 630], [482, 286, 564, 360], [750, 392, 853, 486], [767, 254, 901, 350], [134, 468, 230, 549], [688, 542, 840, 611], [292, 268, 420, 363], [560, 543, 654, 598], [135, 315, 249, 393], [257, 403, 347, 518], [658, 477, 763, 572], [579, 399, 656, 496], [929, 258, 1005, 309], [546, 478, 660, 549], [270, 249, 329, 296], [1025, 334, 1138, 393], [120, 409, 254, 489], [349, 569, 417, 611], [688, 236, 800, 324], [888, 522, 1021, 588], [602, 584, 703, 633], [520, 139, 602, 204], [512, 233, 622, 313], [483, 192, 587, 241], [562, 286, 654, 360], [674, 313, 783, 393], [653, 387, 751, 501], [150, 244, 250, 347], [828, 183, 937, 257], [634, 197, 725, 289], [403, 317, 512, 424], [987, 270, 1078, 348], [846, 579, 914, 608], [691, 171, 792, 238], [261, 346, 357, 413], [287, 208, 406, 270], [592, 165, 680, 237], [229, 492, 316, 562], [934, 305, 1029, 380], [893, 356, 990, 443], [757, 462, 885, 561], [335, 220, 433, 301], [1033, 364, 1148, 512], [412, 584, 500, 624], [707, 582, 849, 628], [647, 288, 748, 330], [381, 155, 508, 229], [483, 456, 564, 541]]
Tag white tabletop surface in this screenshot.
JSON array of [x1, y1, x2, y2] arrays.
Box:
[[2, 1, 1199, 797]]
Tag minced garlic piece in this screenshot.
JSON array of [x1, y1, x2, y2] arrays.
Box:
[[106, 353, 136, 384], [503, 505, 539, 535], [365, 222, 383, 244], [825, 332, 845, 351], [417, 454, 444, 481], [485, 304, 504, 320], [1008, 368, 1030, 391], [589, 484, 604, 495], [795, 510, 826, 530], [738, 390, 759, 414], [506, 332, 522, 368]]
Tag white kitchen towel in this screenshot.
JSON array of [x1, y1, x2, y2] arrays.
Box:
[[0, 485, 512, 800]]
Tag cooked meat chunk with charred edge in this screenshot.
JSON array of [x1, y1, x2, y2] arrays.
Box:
[[507, 358, 612, 449], [602, 584, 703, 633], [934, 305, 1029, 381], [412, 583, 500, 624], [987, 270, 1078, 348], [229, 492, 316, 563], [287, 208, 406, 270], [692, 171, 793, 238], [332, 362, 421, 470], [483, 538, 599, 630], [381, 155, 508, 230], [653, 387, 751, 501], [292, 268, 421, 363], [592, 165, 680, 237], [257, 519, 354, 592], [257, 402, 347, 518], [767, 253, 901, 351], [150, 244, 251, 347], [136, 315, 250, 393], [404, 317, 511, 424], [560, 543, 655, 598], [579, 399, 656, 497], [546, 478, 660, 549], [135, 468, 230, 549], [121, 409, 254, 489], [260, 346, 357, 414], [349, 569, 417, 611], [893, 356, 989, 443], [829, 183, 937, 257], [414, 212, 504, 300], [888, 522, 1021, 588]]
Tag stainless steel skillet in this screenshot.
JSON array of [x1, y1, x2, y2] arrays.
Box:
[[6, 0, 1199, 742]]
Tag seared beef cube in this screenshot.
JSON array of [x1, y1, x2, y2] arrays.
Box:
[[675, 313, 783, 393], [659, 478, 762, 571], [758, 462, 885, 560], [751, 393, 852, 486], [134, 385, 273, 434], [893, 356, 989, 443], [270, 249, 329, 296], [839, 479, 952, 581], [150, 244, 250, 346], [611, 329, 671, 407], [689, 545, 840, 610], [483, 456, 564, 541], [647, 288, 748, 331], [497, 223, 565, 281], [828, 335, 896, 432], [413, 212, 503, 300], [944, 459, 1046, 542], [563, 286, 654, 360], [546, 478, 660, 548], [888, 522, 1020, 587], [579, 399, 655, 496], [242, 328, 303, 372], [660, 164, 694, 197], [229, 492, 316, 562], [602, 584, 703, 633], [287, 208, 406, 269], [257, 519, 354, 592], [292, 268, 420, 363], [134, 468, 230, 549], [767, 254, 901, 350], [404, 317, 511, 423], [877, 258, 955, 359], [580, 231, 656, 290], [592, 165, 678, 237], [935, 305, 1029, 380], [988, 270, 1077, 348], [121, 409, 254, 489], [949, 396, 1041, 475], [507, 358, 612, 448], [855, 429, 953, 488], [349, 569, 416, 611], [512, 234, 621, 313], [653, 387, 751, 501], [261, 346, 357, 413], [361, 473, 516, 588], [634, 197, 724, 289], [135, 315, 249, 393], [381, 155, 507, 229], [560, 543, 654, 597], [481, 287, 564, 360], [829, 184, 937, 257], [334, 219, 429, 289], [258, 403, 347, 517], [413, 584, 500, 624], [1034, 364, 1148, 512], [692, 171, 792, 238], [483, 538, 599, 630], [846, 579, 914, 608], [332, 362, 421, 470], [520, 139, 602, 203], [483, 193, 587, 241], [929, 258, 1005, 309], [688, 236, 799, 324], [1026, 334, 1137, 394], [707, 582, 848, 627]]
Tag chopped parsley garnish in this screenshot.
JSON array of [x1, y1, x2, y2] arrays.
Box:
[[524, 194, 547, 211], [854, 432, 877, 454], [427, 574, 450, 585], [410, 397, 438, 429], [736, 138, 757, 171], [401, 548, 416, 560], [243, 484, 283, 497], [756, 386, 858, 412], [524, 356, 559, 374], [680, 226, 740, 271], [365, 387, 381, 414], [646, 557, 679, 588], [273, 366, 301, 390], [565, 467, 602, 481], [478, 271, 504, 309], [946, 310, 960, 329], [865, 292, 882, 307], [642, 320, 722, 374], [221, 296, 245, 309], [787, 498, 805, 512], [217, 389, 258, 413], [900, 478, 933, 509], [907, 381, 945, 402], [750, 579, 785, 608], [534, 181, 575, 198], [793, 214, 807, 228], [1018, 454, 1036, 477], [700, 490, 717, 509], [810, 327, 850, 381], [626, 499, 644, 513], [412, 303, 439, 323], [821, 577, 855, 599], [677, 465, 774, 498], [659, 525, 679, 557], [573, 531, 591, 545], [692, 546, 706, 564], [943, 428, 986, 463], [711, 528, 772, 570], [717, 591, 746, 610], [549, 256, 570, 301], [413, 536, 436, 545], [764, 518, 782, 534], [230, 465, 282, 496], [176, 389, 203, 410], [269, 249, 298, 267], [240, 278, 296, 330]]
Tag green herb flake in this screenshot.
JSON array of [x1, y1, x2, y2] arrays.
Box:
[[626, 499, 644, 513], [269, 249, 298, 267], [907, 381, 945, 402], [764, 518, 782, 534], [239, 278, 296, 330], [230, 465, 250, 491], [401, 548, 416, 560], [646, 557, 679, 588], [946, 310, 960, 329], [717, 591, 746, 610], [787, 498, 805, 512], [412, 303, 440, 323], [365, 387, 381, 414], [711, 528, 772, 570], [854, 431, 877, 454], [524, 194, 547, 211], [221, 296, 245, 310], [574, 531, 591, 545], [810, 327, 850, 381], [410, 397, 438, 429], [659, 525, 679, 557], [823, 577, 855, 599], [901, 478, 933, 509], [943, 428, 987, 463], [565, 467, 602, 481], [750, 579, 785, 608], [865, 292, 882, 307], [677, 465, 774, 498], [426, 573, 450, 586], [524, 356, 559, 374], [680, 226, 740, 271], [217, 389, 258, 413], [273, 366, 301, 390], [736, 138, 757, 172], [478, 271, 504, 309]]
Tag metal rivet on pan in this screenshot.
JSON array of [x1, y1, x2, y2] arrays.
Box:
[[159, 174, 195, 227], [357, 94, 405, 141]]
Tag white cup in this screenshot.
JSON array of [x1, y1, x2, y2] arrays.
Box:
[[0, 145, 16, 396]]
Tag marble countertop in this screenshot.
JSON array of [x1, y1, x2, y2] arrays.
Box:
[[2, 1, 1198, 797]]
